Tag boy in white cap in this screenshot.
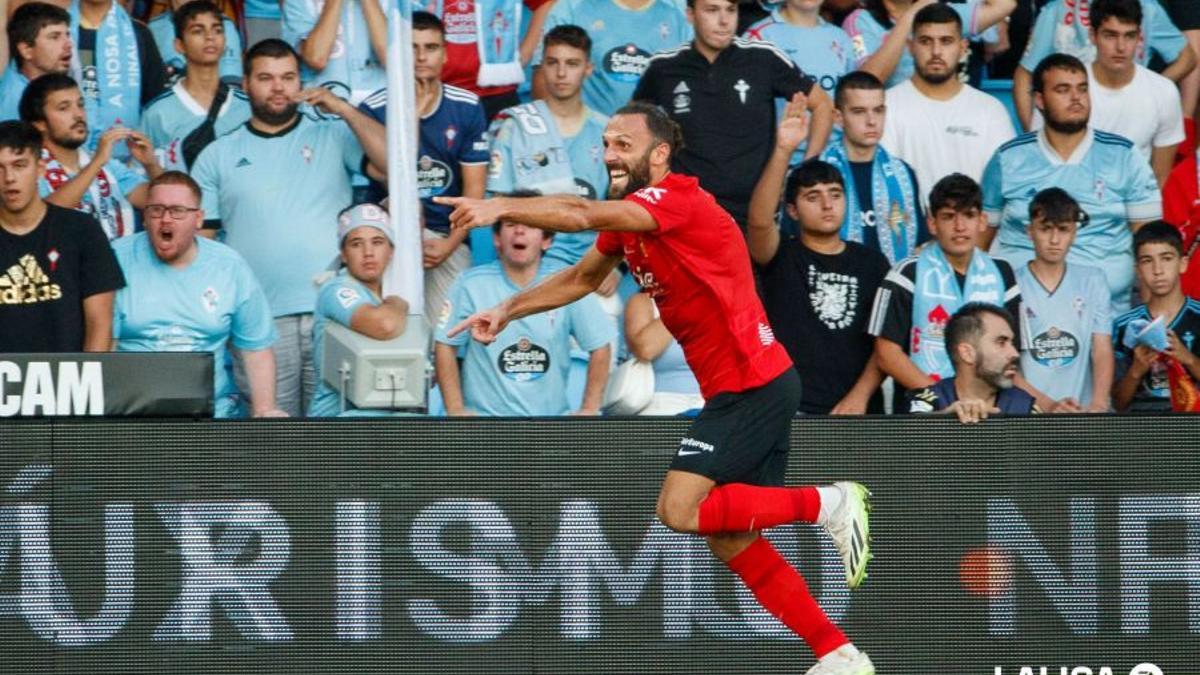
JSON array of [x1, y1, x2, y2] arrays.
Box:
[[308, 202, 410, 417]]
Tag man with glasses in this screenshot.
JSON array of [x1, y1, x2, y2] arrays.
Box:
[[111, 171, 284, 418]]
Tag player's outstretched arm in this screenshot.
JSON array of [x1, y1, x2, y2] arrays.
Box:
[[435, 194, 658, 234], [447, 248, 624, 344]]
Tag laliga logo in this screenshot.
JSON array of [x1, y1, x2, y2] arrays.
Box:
[[994, 666, 1161, 675]]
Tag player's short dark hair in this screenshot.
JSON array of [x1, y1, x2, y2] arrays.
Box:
[[493, 189, 553, 238], [1133, 220, 1185, 257], [1091, 0, 1142, 31], [946, 303, 1016, 365], [244, 38, 300, 77], [412, 10, 445, 35], [1032, 53, 1087, 93], [685, 0, 737, 7], [784, 159, 844, 205], [613, 101, 684, 157], [148, 170, 203, 205], [0, 120, 43, 157], [834, 70, 884, 109], [173, 0, 225, 40], [912, 2, 964, 36], [8, 2, 70, 66], [927, 173, 982, 215], [1028, 187, 1087, 226], [543, 24, 592, 55], [18, 72, 77, 124]]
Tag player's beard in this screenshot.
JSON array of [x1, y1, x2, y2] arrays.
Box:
[[607, 148, 653, 200], [251, 99, 300, 127]]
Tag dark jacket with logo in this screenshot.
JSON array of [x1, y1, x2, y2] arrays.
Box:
[[908, 377, 1038, 415]]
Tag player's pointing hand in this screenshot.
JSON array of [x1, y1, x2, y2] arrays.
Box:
[[434, 195, 505, 232], [446, 304, 511, 344]]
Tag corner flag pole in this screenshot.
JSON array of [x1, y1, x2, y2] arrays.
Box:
[[384, 0, 424, 317]]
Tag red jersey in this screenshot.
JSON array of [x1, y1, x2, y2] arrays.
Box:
[[1161, 155, 1200, 300], [436, 0, 550, 99], [596, 173, 793, 398]]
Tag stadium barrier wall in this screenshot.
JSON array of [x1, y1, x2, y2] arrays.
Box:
[[0, 416, 1196, 674]]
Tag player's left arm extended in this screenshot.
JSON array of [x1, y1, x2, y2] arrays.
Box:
[[436, 194, 659, 234], [505, 247, 625, 322]]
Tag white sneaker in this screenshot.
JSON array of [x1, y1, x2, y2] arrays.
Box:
[[824, 481, 872, 590], [804, 646, 876, 675]]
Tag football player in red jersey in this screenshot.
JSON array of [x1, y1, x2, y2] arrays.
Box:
[[437, 99, 876, 675]]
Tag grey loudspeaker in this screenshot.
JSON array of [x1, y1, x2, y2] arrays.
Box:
[[321, 317, 430, 411]]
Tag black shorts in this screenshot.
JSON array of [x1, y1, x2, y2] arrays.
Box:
[[1163, 0, 1200, 31], [669, 368, 803, 487]]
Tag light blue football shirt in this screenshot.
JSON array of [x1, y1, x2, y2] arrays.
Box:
[[747, 9, 855, 95], [843, 2, 994, 88], [112, 233, 277, 418], [1019, 0, 1186, 73], [308, 272, 380, 417], [0, 68, 29, 121], [244, 0, 281, 20], [747, 10, 853, 159], [435, 260, 614, 416], [146, 11, 243, 84], [1015, 262, 1111, 406], [487, 103, 610, 266], [534, 0, 692, 115], [140, 83, 252, 169], [282, 0, 387, 103], [983, 128, 1161, 313], [191, 114, 365, 317]]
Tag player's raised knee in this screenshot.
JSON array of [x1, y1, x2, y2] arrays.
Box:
[[655, 496, 700, 534]]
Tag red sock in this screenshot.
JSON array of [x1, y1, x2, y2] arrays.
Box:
[[727, 536, 848, 658], [696, 483, 820, 535]]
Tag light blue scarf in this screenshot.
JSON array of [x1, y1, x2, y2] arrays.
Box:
[[911, 244, 1005, 380], [413, 0, 523, 86], [820, 142, 919, 264], [490, 100, 576, 195], [69, 0, 140, 155]]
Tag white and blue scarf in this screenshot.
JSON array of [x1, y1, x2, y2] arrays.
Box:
[[491, 100, 577, 195], [821, 142, 919, 264], [69, 0, 141, 155], [413, 0, 523, 87], [911, 244, 1005, 380]]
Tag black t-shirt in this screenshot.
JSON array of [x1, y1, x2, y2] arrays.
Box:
[[846, 159, 929, 258], [0, 205, 125, 352], [76, 21, 168, 108], [760, 239, 890, 414], [633, 40, 815, 227]]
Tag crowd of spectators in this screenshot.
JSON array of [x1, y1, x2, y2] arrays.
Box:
[[1, 0, 1199, 418]]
